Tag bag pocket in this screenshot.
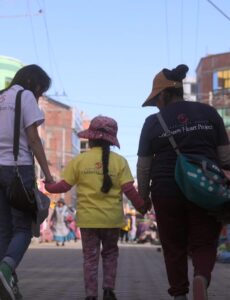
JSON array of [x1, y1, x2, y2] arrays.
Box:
[[175, 154, 230, 211], [8, 169, 37, 212]]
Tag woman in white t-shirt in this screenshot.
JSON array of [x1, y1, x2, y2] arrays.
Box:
[[0, 64, 53, 300]]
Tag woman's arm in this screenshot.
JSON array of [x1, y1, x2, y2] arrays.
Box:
[[137, 156, 153, 200], [121, 181, 147, 214], [25, 123, 53, 183]]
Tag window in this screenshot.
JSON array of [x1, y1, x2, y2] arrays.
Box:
[[190, 83, 197, 95], [217, 108, 230, 128], [80, 140, 89, 153], [81, 141, 87, 149], [213, 69, 230, 94]]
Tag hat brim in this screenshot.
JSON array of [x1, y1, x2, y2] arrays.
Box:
[[142, 88, 163, 107], [142, 71, 183, 107], [78, 129, 120, 148], [77, 128, 91, 139]]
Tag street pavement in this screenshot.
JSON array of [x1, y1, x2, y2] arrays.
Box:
[[16, 240, 230, 300]]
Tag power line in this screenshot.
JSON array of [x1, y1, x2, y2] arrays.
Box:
[[40, 0, 66, 96], [40, 3, 57, 92], [194, 0, 200, 69], [47, 94, 142, 109], [27, 0, 40, 63], [62, 94, 229, 109], [207, 0, 230, 22], [180, 0, 184, 62], [75, 100, 140, 109], [164, 0, 170, 66], [0, 9, 43, 19]]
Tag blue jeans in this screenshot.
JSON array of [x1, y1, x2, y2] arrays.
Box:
[[0, 165, 34, 271]]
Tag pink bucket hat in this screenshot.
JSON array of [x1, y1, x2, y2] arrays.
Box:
[[78, 115, 120, 148]]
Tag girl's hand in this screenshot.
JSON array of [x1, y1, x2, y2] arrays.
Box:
[[44, 182, 55, 193], [137, 205, 147, 216], [44, 180, 72, 193]]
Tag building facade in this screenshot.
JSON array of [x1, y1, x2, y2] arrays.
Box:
[[196, 52, 230, 130], [79, 112, 91, 153], [183, 76, 197, 101], [38, 96, 82, 206]]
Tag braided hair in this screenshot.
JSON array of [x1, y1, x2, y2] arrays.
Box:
[[89, 139, 113, 193]]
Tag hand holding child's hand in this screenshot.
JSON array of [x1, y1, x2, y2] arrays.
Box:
[[137, 205, 147, 216], [145, 197, 152, 212], [43, 176, 55, 184], [136, 197, 152, 215]]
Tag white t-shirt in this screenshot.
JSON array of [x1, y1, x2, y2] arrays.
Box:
[[0, 84, 44, 165]]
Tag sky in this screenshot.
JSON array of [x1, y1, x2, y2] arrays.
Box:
[[1, 0, 230, 176]]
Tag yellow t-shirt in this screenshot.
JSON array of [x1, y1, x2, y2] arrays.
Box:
[[62, 147, 134, 228]]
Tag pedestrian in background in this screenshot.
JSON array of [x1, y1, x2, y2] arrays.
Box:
[[39, 201, 54, 243], [50, 198, 70, 246], [137, 64, 230, 300], [45, 115, 146, 300], [128, 209, 137, 243], [120, 213, 132, 243], [0, 64, 53, 300], [65, 207, 78, 242]]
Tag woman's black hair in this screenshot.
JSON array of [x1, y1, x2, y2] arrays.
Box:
[[163, 64, 189, 82], [89, 139, 113, 193], [162, 64, 189, 101], [0, 64, 51, 98]]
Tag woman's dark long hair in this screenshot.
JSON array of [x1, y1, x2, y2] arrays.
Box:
[[0, 64, 51, 98], [89, 139, 113, 193]]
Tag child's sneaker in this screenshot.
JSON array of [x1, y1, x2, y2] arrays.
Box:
[[193, 275, 208, 300], [0, 262, 15, 300], [103, 288, 117, 300]]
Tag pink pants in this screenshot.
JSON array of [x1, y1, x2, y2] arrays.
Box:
[[152, 193, 221, 297], [80, 228, 120, 297]]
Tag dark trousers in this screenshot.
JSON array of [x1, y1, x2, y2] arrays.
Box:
[[152, 192, 221, 297], [80, 228, 120, 297]]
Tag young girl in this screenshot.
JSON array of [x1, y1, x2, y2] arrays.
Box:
[[45, 115, 146, 300]]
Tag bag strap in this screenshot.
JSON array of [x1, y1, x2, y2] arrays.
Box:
[[156, 112, 180, 155], [13, 90, 24, 162]]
